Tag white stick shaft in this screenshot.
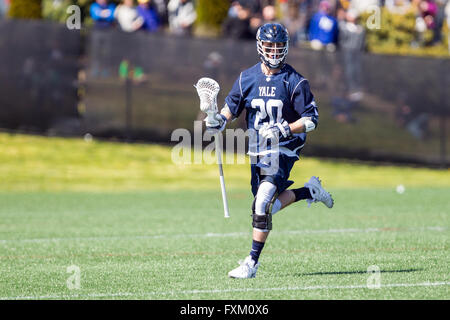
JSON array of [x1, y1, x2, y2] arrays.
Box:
[[215, 133, 230, 218], [219, 174, 230, 218]]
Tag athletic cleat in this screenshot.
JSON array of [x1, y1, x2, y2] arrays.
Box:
[[228, 256, 260, 279], [304, 176, 334, 208]]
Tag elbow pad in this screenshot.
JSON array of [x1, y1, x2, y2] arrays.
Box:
[[301, 118, 316, 133]]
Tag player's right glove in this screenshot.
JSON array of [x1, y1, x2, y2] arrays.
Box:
[[259, 120, 292, 141], [205, 113, 227, 134]]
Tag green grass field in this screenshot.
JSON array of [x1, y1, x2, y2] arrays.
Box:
[[0, 133, 448, 300]]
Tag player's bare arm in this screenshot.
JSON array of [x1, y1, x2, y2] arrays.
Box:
[[289, 117, 316, 134], [220, 104, 234, 122]]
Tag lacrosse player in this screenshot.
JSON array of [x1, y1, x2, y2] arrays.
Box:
[[206, 23, 334, 279]]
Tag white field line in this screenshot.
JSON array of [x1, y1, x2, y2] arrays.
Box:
[[0, 226, 447, 245], [1, 281, 449, 300], [0, 227, 447, 244]]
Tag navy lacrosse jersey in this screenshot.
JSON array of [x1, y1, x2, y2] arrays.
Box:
[[225, 63, 319, 158]]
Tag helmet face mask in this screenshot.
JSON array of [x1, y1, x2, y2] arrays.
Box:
[[256, 23, 289, 69]]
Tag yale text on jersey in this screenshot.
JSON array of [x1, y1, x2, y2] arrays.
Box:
[[259, 86, 276, 97]]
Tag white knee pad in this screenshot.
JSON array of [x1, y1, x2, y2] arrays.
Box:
[[254, 181, 277, 215], [253, 181, 277, 232]]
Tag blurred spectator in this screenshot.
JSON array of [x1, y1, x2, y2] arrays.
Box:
[[153, 0, 169, 25], [413, 0, 438, 46], [167, 0, 197, 36], [281, 1, 307, 46], [395, 100, 413, 128], [262, 4, 277, 23], [247, 0, 267, 35], [407, 113, 430, 139], [222, 1, 254, 39], [309, 1, 339, 51], [338, 9, 366, 50], [203, 51, 224, 79], [90, 0, 116, 29], [114, 0, 144, 32], [137, 0, 160, 32], [197, 51, 225, 122], [0, 0, 9, 18], [278, 0, 289, 22], [330, 8, 366, 124], [418, 0, 438, 29], [446, 0, 450, 51], [393, 91, 429, 140], [300, 0, 319, 44], [431, 0, 447, 45], [331, 96, 358, 123], [90, 1, 116, 78], [227, 0, 240, 18], [338, 9, 365, 96]]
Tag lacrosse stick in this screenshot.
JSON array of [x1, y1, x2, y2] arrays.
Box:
[[194, 77, 230, 218]]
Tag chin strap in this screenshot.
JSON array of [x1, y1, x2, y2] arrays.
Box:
[[262, 59, 284, 71]]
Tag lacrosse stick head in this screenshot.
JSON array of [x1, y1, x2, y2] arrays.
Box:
[[194, 77, 220, 127]]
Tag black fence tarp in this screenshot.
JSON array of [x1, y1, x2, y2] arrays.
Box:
[[0, 20, 449, 166], [0, 20, 80, 133]]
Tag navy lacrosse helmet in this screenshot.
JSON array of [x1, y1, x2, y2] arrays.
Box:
[[256, 23, 290, 69]]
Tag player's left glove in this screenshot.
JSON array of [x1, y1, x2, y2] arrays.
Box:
[[259, 120, 293, 140]]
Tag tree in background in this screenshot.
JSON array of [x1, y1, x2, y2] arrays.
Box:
[[361, 7, 449, 57], [9, 0, 42, 19], [195, 0, 229, 37], [42, 0, 72, 22]]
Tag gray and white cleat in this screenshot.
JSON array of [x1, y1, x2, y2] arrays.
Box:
[[304, 176, 334, 208], [228, 256, 260, 279]]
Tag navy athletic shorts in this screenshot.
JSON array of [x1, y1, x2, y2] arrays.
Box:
[[250, 153, 298, 196]]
